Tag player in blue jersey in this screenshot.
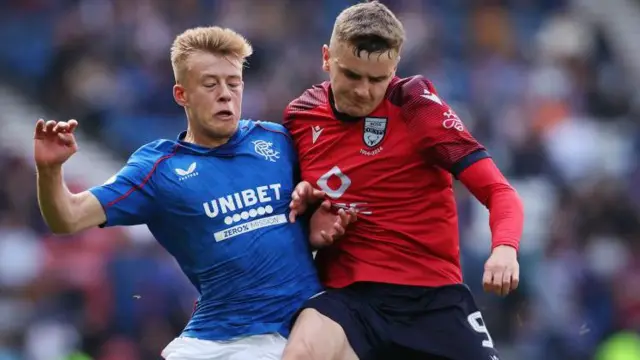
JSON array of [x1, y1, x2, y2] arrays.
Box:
[[34, 26, 354, 360]]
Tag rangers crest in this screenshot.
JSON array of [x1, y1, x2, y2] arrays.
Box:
[[363, 117, 387, 148]]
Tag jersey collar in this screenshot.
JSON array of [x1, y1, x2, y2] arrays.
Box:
[[175, 120, 255, 156]]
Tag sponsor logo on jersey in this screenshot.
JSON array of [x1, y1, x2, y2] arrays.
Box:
[[442, 110, 464, 131], [202, 183, 286, 242]]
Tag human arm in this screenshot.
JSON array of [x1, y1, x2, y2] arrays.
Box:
[[34, 119, 160, 234], [37, 166, 106, 234], [34, 119, 106, 234], [459, 158, 524, 296], [401, 77, 523, 295]]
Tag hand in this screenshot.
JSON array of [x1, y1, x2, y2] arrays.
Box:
[[289, 181, 326, 223], [34, 119, 79, 170], [482, 245, 519, 296], [309, 200, 357, 248]]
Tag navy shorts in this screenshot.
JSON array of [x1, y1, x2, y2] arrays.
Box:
[[299, 282, 500, 360]]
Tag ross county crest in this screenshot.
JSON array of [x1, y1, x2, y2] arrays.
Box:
[[363, 117, 387, 148], [252, 140, 280, 162]]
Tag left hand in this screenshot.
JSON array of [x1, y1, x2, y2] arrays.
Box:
[[482, 245, 519, 296], [309, 200, 357, 249]]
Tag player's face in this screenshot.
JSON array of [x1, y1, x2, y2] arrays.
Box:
[[323, 42, 398, 117], [174, 51, 244, 143]]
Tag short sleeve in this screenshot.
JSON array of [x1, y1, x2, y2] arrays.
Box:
[[400, 76, 490, 176], [89, 149, 162, 227]]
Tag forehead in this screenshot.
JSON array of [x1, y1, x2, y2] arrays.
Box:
[[332, 42, 398, 77], [185, 51, 243, 78]]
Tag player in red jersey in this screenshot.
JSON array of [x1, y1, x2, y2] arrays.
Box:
[[281, 1, 524, 360]]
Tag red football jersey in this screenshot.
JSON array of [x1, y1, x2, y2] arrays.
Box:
[[284, 76, 489, 288]]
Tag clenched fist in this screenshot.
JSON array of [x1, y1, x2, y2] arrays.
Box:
[[482, 245, 519, 296]]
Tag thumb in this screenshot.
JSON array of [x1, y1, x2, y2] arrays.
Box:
[[57, 133, 76, 147], [319, 200, 332, 211], [312, 188, 326, 199]]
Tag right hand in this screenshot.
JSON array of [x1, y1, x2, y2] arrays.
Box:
[[289, 181, 326, 223], [34, 119, 79, 169]]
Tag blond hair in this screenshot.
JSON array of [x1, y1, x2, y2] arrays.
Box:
[[170, 26, 253, 82], [331, 1, 405, 57]]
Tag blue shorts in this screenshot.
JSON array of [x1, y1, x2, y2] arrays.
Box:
[[298, 282, 500, 360]]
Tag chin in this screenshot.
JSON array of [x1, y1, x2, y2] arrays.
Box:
[[345, 107, 371, 117], [205, 124, 237, 140]]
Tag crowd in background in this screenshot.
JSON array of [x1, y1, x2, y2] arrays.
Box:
[[0, 0, 639, 359]]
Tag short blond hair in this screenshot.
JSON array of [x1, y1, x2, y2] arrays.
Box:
[[331, 1, 405, 57], [170, 26, 253, 82]]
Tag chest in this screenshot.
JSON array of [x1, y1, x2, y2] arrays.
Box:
[[156, 144, 295, 228], [291, 108, 428, 201]]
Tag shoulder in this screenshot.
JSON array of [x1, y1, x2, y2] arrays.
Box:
[[284, 82, 330, 119], [250, 120, 295, 150], [128, 139, 178, 168], [253, 120, 289, 137], [386, 75, 440, 109]]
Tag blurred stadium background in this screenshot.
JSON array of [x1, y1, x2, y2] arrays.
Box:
[[0, 0, 639, 359]]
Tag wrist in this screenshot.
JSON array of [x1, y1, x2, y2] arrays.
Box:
[[491, 242, 519, 253], [37, 165, 63, 177]]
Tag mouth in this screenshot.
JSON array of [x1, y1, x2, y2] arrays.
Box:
[[215, 110, 234, 120]]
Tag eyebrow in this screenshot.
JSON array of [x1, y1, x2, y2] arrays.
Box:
[[338, 65, 390, 81], [201, 74, 242, 81]]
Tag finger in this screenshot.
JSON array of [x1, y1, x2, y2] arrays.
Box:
[[67, 119, 78, 132], [320, 231, 333, 245], [332, 222, 345, 238], [501, 271, 512, 296], [291, 191, 301, 204], [57, 133, 75, 147], [298, 183, 311, 197], [35, 119, 45, 135], [312, 189, 326, 199], [45, 120, 56, 133], [482, 269, 494, 293], [511, 266, 520, 291], [491, 271, 504, 296], [288, 210, 297, 223], [320, 200, 332, 211], [338, 209, 350, 226], [289, 197, 303, 212], [53, 121, 69, 133], [346, 209, 357, 223]]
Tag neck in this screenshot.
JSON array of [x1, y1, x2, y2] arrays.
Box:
[[183, 127, 233, 148]]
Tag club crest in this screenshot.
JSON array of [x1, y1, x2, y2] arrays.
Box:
[[362, 117, 387, 148]]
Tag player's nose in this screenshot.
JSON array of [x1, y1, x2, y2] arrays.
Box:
[[353, 85, 370, 99], [217, 84, 233, 102]]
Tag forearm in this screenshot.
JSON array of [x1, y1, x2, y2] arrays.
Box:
[[459, 159, 524, 250], [37, 166, 87, 234], [485, 184, 523, 250]]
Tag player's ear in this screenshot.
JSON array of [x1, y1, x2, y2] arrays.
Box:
[[173, 83, 187, 107], [322, 44, 330, 72]]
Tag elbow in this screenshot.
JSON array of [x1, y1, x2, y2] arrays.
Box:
[[47, 221, 78, 236]]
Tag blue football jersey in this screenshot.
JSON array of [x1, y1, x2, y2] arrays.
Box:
[[89, 120, 322, 341]]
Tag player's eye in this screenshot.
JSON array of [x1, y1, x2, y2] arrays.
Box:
[[370, 77, 386, 83], [344, 71, 361, 80], [204, 83, 216, 88], [228, 83, 241, 89]]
